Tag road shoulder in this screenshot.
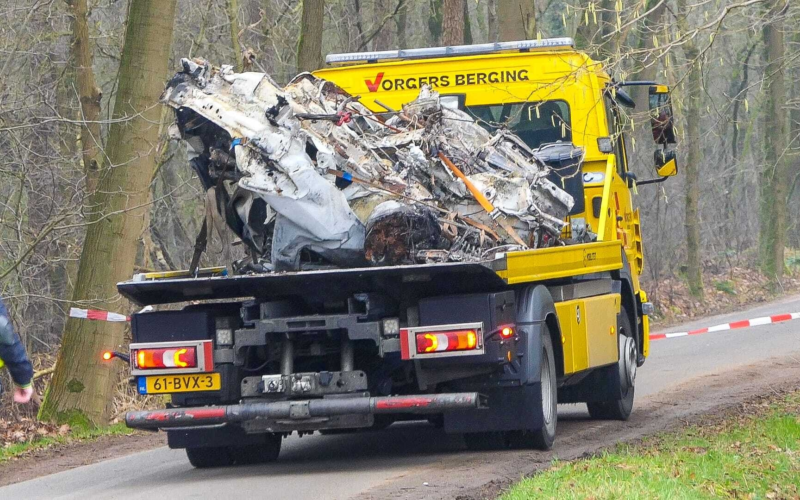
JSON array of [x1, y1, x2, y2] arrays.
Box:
[[0, 430, 164, 487], [356, 353, 800, 500]]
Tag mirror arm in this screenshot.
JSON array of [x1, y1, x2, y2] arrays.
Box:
[[636, 176, 669, 186]]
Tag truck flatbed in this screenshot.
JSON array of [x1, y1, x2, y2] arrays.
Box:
[[118, 241, 624, 306]]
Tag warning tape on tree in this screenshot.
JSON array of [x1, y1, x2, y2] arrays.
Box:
[[69, 307, 130, 322]]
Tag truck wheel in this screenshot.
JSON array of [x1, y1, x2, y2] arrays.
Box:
[[463, 431, 509, 451], [587, 306, 636, 420], [229, 433, 282, 464], [508, 328, 557, 450], [186, 447, 232, 468]]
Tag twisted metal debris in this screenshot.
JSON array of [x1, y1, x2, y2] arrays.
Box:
[[162, 58, 577, 272]]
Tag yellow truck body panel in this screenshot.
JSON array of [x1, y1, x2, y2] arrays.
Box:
[[312, 44, 658, 374]]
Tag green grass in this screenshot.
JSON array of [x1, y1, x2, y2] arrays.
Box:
[[0, 422, 134, 463], [503, 392, 800, 500]]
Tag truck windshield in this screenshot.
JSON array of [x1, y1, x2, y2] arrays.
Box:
[[466, 100, 572, 150]]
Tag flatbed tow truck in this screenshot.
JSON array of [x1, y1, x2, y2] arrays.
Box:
[[119, 37, 678, 467]]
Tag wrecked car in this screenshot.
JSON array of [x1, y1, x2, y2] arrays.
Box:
[[162, 58, 580, 272]]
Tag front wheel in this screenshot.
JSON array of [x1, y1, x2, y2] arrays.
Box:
[[587, 305, 636, 420]]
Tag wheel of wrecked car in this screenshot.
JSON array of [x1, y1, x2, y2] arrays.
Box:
[[507, 326, 557, 450], [586, 305, 636, 420]]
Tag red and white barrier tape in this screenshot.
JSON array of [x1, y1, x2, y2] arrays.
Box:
[[69, 307, 130, 322], [650, 312, 800, 341], [66, 305, 798, 343]]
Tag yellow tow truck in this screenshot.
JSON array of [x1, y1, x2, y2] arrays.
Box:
[[120, 37, 677, 466]]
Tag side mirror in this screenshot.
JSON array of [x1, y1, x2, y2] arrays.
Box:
[[649, 85, 676, 145], [654, 149, 678, 177]]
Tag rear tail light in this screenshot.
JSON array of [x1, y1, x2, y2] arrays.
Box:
[[400, 322, 484, 360], [129, 340, 213, 375], [133, 347, 197, 369], [416, 330, 478, 354]]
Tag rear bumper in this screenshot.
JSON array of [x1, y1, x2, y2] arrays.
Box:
[[125, 392, 482, 430]]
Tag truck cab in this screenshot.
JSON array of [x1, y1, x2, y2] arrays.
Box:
[[120, 38, 677, 467]]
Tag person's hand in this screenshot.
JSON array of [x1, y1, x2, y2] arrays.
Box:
[[13, 386, 33, 404]]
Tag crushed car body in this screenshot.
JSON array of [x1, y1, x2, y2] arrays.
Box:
[[161, 58, 582, 272]]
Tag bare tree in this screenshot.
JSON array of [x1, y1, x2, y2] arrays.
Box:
[[675, 0, 704, 298], [498, 0, 535, 41], [759, 0, 790, 281], [40, 0, 179, 425], [297, 0, 325, 72]]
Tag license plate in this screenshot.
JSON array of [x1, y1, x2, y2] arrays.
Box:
[[137, 373, 221, 395]]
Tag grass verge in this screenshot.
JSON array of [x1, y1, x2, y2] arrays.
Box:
[[1, 422, 134, 463], [503, 391, 800, 500]]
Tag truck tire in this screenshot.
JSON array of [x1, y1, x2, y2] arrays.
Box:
[[508, 328, 557, 450], [185, 433, 282, 468], [463, 431, 509, 451], [464, 326, 558, 451], [229, 433, 282, 464], [587, 306, 636, 420], [186, 447, 232, 468]]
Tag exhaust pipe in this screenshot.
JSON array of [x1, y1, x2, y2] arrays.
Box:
[[126, 392, 481, 430]]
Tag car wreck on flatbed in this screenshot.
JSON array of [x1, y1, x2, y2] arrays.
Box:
[[119, 38, 678, 467], [163, 56, 579, 274]]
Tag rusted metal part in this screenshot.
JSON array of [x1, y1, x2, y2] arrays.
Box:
[[364, 201, 443, 265], [125, 392, 482, 430]]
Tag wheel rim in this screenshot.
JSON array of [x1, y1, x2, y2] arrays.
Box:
[[618, 334, 637, 391], [540, 348, 554, 426]]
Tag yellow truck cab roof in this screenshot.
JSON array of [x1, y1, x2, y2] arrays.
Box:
[[314, 38, 612, 160]]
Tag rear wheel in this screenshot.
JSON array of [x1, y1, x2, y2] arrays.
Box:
[[186, 433, 282, 468], [463, 431, 509, 451], [508, 329, 557, 450], [186, 446, 232, 468], [230, 433, 282, 464], [587, 306, 636, 420]]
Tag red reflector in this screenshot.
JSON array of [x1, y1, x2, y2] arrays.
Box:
[[132, 347, 197, 369], [415, 330, 478, 354]]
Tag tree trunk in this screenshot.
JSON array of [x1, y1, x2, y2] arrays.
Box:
[[462, 0, 473, 45], [676, 0, 703, 298], [68, 0, 102, 193], [629, 0, 667, 110], [395, 0, 408, 48], [498, 0, 535, 42], [441, 0, 464, 46], [372, 0, 393, 51], [226, 0, 243, 71], [486, 0, 498, 42], [297, 0, 325, 72], [428, 0, 443, 45], [759, 0, 789, 281], [39, 0, 178, 426]]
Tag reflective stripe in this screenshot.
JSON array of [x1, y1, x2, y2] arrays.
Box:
[[0, 356, 5, 369]]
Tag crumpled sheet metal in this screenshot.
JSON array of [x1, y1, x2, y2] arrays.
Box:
[[162, 58, 575, 271]]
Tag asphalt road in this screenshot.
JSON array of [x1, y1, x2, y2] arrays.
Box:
[[4, 295, 800, 500]]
